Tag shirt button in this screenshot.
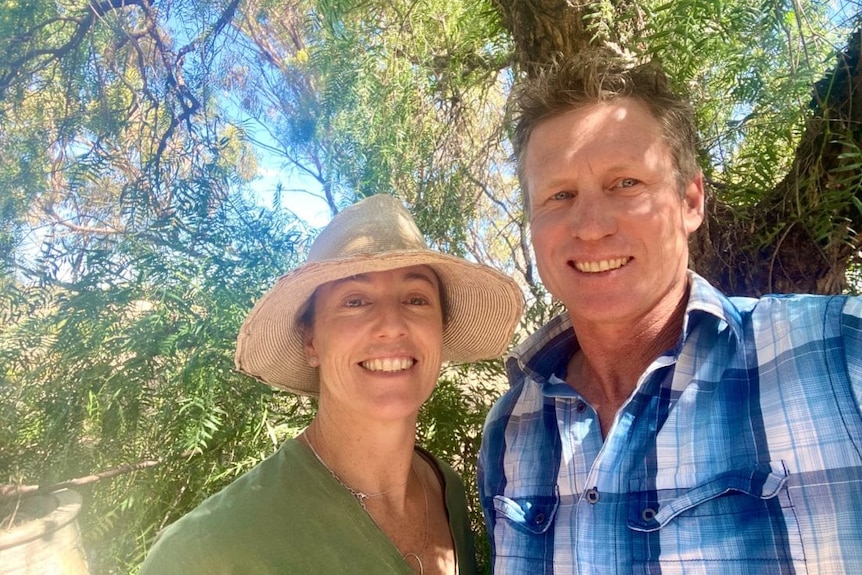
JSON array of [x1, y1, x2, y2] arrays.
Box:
[[641, 507, 657, 521], [575, 401, 587, 413], [585, 488, 599, 504], [533, 512, 545, 524]]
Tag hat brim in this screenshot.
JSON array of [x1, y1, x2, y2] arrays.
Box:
[[234, 250, 523, 396]]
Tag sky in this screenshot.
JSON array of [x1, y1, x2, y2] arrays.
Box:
[[235, 108, 334, 230], [249, 163, 332, 229]]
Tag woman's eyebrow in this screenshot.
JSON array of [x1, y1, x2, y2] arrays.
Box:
[[330, 270, 437, 289], [402, 270, 438, 288]]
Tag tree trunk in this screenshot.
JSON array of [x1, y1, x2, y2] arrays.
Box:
[[691, 29, 862, 296], [490, 0, 593, 78], [490, 0, 639, 77]]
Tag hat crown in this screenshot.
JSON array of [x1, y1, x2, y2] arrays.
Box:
[[308, 195, 428, 262]]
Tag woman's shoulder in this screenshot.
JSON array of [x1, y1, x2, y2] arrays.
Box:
[[140, 439, 319, 573], [415, 445, 461, 482], [414, 445, 472, 512]]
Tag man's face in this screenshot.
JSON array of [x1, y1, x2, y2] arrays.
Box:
[[304, 265, 444, 420], [524, 98, 704, 330]]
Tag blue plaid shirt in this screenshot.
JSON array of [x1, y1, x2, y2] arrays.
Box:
[[479, 273, 862, 574]]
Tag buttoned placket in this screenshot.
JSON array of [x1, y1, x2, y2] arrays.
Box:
[[567, 352, 678, 571]]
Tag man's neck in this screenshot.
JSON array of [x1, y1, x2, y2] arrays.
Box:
[[565, 287, 689, 437]]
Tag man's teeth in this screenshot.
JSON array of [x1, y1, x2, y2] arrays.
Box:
[[575, 257, 629, 273], [361, 358, 415, 372]]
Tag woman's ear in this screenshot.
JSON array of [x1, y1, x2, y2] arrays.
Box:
[[303, 328, 319, 367]]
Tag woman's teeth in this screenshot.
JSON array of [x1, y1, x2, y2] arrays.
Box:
[[361, 358, 415, 372]]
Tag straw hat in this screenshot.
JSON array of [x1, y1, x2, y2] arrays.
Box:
[[235, 194, 524, 396]]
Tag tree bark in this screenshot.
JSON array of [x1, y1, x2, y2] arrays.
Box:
[[490, 0, 593, 78], [691, 29, 862, 296]]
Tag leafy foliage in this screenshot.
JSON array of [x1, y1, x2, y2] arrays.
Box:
[[234, 0, 513, 250], [418, 360, 510, 569], [1, 184, 314, 570], [1, 0, 861, 572]]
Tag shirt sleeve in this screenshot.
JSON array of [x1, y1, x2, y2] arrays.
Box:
[[841, 296, 862, 412]]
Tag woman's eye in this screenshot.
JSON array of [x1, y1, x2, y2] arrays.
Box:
[[344, 297, 365, 308], [407, 296, 430, 306]]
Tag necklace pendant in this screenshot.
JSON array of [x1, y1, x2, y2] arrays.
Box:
[[302, 433, 428, 573], [353, 490, 369, 510], [403, 552, 425, 574]]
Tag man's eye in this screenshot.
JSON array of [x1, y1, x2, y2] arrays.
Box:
[[551, 190, 575, 200], [345, 297, 365, 307], [616, 178, 638, 188], [408, 296, 429, 306]]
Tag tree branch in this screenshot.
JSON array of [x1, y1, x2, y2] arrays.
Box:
[[0, 450, 196, 502]]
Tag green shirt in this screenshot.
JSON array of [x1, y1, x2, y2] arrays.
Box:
[[141, 439, 477, 574]]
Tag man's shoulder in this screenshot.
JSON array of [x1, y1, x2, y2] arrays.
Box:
[[708, 291, 862, 371], [728, 291, 861, 324], [506, 313, 574, 380], [487, 355, 551, 436], [691, 269, 862, 329]]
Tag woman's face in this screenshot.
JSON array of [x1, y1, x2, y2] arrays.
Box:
[[303, 265, 445, 420]]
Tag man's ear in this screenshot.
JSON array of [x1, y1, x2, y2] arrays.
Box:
[[683, 172, 705, 234]]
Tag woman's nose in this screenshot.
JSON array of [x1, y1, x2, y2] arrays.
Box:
[[371, 299, 408, 338]]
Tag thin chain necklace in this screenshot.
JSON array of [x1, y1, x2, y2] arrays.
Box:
[[302, 433, 429, 574]]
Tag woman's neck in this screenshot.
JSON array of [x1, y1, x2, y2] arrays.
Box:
[[302, 415, 417, 499]]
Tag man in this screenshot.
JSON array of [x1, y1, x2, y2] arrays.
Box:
[[479, 48, 862, 574]]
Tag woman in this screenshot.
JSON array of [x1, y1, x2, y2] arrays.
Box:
[[141, 194, 523, 574]]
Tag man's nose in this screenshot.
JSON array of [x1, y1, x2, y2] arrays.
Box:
[[567, 193, 615, 240]]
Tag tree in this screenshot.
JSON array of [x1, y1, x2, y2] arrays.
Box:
[[2, 0, 861, 571], [0, 1, 316, 571]]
